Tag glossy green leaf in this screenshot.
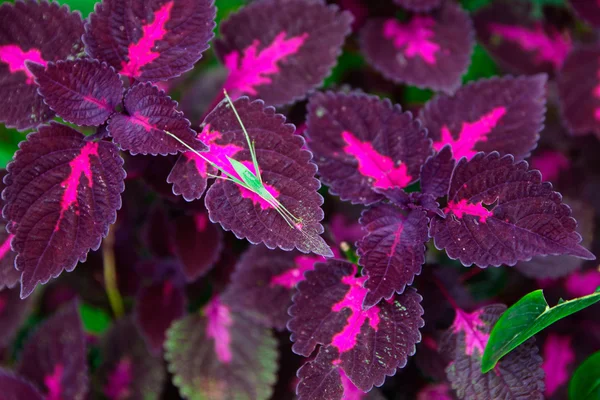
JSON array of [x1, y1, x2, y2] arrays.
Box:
[[79, 303, 112, 335], [481, 287, 600, 373], [569, 351, 600, 400]]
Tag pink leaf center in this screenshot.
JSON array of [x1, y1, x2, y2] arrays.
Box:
[[56, 142, 99, 230], [542, 334, 574, 396], [205, 296, 233, 364], [270, 255, 324, 289], [223, 31, 309, 98], [120, 1, 174, 78], [445, 199, 493, 223], [565, 269, 600, 297], [103, 357, 133, 400], [44, 363, 64, 400], [432, 107, 507, 161], [339, 368, 364, 400], [0, 45, 47, 84], [593, 68, 600, 122], [194, 213, 208, 232], [331, 266, 381, 353], [342, 131, 412, 189], [451, 309, 489, 356], [530, 150, 570, 182], [489, 24, 571, 69], [0, 233, 14, 261], [383, 17, 440, 65]]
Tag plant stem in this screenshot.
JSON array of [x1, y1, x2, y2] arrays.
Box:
[[102, 227, 124, 318], [432, 274, 459, 310]]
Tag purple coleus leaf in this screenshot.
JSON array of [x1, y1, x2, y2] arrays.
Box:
[[97, 317, 165, 400], [441, 305, 545, 399], [569, 0, 600, 28], [134, 279, 186, 354], [473, 1, 571, 76], [393, 0, 442, 12], [107, 83, 205, 156], [0, 0, 84, 130], [542, 333, 575, 397], [215, 0, 353, 106], [289, 260, 424, 395], [0, 170, 19, 291], [420, 145, 455, 200], [357, 203, 429, 308], [173, 212, 223, 282], [202, 96, 331, 257], [557, 45, 600, 137], [164, 296, 278, 400], [29, 59, 123, 126], [17, 300, 88, 400], [221, 244, 326, 330], [2, 122, 126, 298], [429, 152, 595, 267], [84, 0, 216, 82], [420, 75, 546, 161], [0, 369, 44, 400], [305, 91, 431, 205], [0, 286, 33, 348], [360, 1, 473, 93], [167, 151, 215, 201]]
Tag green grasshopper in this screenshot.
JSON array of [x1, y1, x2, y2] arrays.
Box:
[[165, 90, 304, 232]]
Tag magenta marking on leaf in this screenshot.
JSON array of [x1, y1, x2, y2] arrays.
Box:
[[57, 142, 99, 228], [194, 213, 208, 232], [339, 368, 364, 400], [43, 363, 64, 400], [417, 383, 453, 400], [451, 309, 489, 356], [129, 113, 154, 132], [530, 150, 569, 182], [0, 234, 14, 261], [342, 131, 412, 189], [0, 45, 47, 84], [331, 268, 381, 353], [270, 255, 323, 289], [103, 357, 133, 400], [223, 31, 309, 98], [383, 17, 440, 65], [445, 199, 493, 223], [120, 1, 173, 78], [432, 107, 507, 160], [205, 297, 233, 364], [542, 334, 574, 396], [565, 269, 600, 297], [489, 24, 571, 69]]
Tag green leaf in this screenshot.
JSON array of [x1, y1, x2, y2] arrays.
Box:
[[569, 351, 600, 400], [79, 303, 112, 335], [481, 287, 600, 373]]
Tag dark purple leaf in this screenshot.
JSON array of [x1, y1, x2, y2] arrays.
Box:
[[17, 300, 88, 400], [0, 286, 33, 348], [2, 122, 126, 298], [515, 199, 595, 279], [441, 305, 545, 400], [541, 333, 575, 398], [222, 244, 326, 330], [214, 0, 352, 106], [375, 188, 444, 218], [357, 204, 429, 308], [141, 202, 174, 258], [0, 0, 84, 130], [134, 279, 186, 354], [97, 317, 165, 400], [107, 83, 205, 156], [393, 0, 442, 12], [173, 212, 223, 282], [167, 151, 214, 201], [429, 152, 595, 267], [557, 45, 600, 137], [420, 75, 546, 161], [164, 296, 278, 399], [305, 91, 431, 205], [360, 1, 474, 93], [473, 1, 572, 75], [420, 145, 455, 199], [289, 260, 424, 393], [203, 97, 332, 257], [0, 369, 44, 400], [0, 170, 18, 290], [416, 383, 454, 400], [569, 0, 600, 28], [29, 59, 123, 126], [84, 0, 216, 82]]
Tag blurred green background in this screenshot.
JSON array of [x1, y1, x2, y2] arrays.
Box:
[[0, 0, 564, 169]]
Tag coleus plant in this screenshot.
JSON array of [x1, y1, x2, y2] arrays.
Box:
[[0, 0, 599, 399]]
